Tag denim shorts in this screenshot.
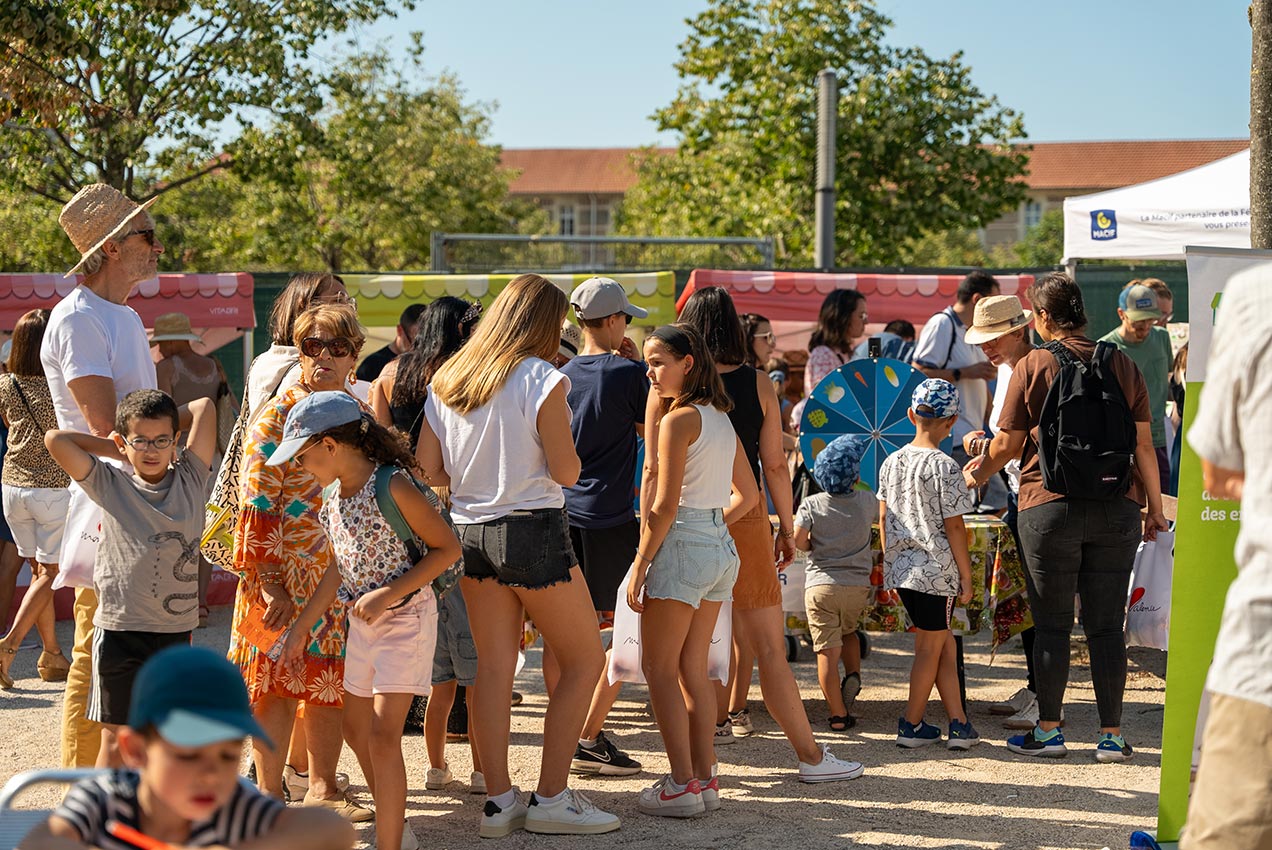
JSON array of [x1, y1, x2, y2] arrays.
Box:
[[457, 507, 577, 589], [644, 507, 739, 609], [432, 588, 478, 687]]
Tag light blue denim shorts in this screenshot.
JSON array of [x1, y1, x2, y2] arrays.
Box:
[[644, 507, 740, 609]]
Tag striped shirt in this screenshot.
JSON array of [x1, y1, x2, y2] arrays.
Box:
[[55, 770, 284, 849]]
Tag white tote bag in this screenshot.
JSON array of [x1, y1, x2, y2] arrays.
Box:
[[608, 563, 732, 686], [779, 551, 808, 615], [53, 481, 102, 590], [1125, 530, 1174, 651]]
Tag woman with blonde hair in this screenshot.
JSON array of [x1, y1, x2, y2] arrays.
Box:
[[230, 303, 371, 819], [417, 274, 620, 839]]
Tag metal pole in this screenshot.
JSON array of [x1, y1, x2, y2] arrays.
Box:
[[430, 232, 446, 272], [814, 69, 837, 271]]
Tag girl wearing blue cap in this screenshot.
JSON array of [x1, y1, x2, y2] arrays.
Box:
[[272, 392, 461, 850]]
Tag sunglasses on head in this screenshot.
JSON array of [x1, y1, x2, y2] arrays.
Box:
[[300, 336, 356, 358], [122, 228, 156, 247]]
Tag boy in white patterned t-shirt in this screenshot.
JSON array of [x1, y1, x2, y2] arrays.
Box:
[[876, 379, 979, 751]]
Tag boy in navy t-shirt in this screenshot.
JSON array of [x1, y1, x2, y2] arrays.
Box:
[[560, 277, 648, 777]]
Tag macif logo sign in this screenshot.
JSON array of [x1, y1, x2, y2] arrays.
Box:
[[1091, 209, 1118, 241]]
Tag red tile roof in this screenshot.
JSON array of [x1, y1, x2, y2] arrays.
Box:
[[502, 140, 1249, 196]]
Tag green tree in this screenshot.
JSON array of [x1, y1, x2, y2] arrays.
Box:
[[1011, 207, 1065, 266], [0, 0, 413, 202], [895, 228, 991, 267], [0, 189, 72, 271], [617, 0, 1028, 266]]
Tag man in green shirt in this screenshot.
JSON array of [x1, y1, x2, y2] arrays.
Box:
[[1100, 281, 1173, 495]]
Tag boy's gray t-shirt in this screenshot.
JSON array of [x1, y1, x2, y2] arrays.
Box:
[[78, 453, 208, 633], [793, 490, 874, 587]]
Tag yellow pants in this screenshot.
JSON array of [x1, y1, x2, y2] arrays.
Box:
[[1183, 691, 1272, 850], [60, 587, 100, 767]]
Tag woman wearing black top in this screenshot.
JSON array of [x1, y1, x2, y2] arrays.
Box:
[[645, 286, 850, 777]]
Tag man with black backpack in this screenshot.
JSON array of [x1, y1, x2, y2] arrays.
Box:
[[963, 272, 1167, 762]]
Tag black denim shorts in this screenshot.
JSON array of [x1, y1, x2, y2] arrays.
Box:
[[458, 507, 577, 589]]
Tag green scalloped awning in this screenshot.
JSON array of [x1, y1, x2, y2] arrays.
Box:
[[343, 272, 676, 327]]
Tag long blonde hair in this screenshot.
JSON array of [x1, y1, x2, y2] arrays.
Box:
[[431, 274, 567, 414]]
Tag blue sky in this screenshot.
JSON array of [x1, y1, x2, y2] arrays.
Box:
[[341, 1, 1251, 148]]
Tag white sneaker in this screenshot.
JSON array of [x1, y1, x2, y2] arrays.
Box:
[[699, 775, 720, 812], [989, 687, 1035, 716], [798, 744, 865, 783], [425, 764, 453, 790], [479, 790, 528, 839], [728, 708, 753, 738], [638, 775, 705, 818], [283, 764, 350, 801], [469, 771, 487, 795], [400, 823, 419, 850], [713, 721, 736, 746], [525, 788, 621, 834], [1004, 700, 1064, 730]]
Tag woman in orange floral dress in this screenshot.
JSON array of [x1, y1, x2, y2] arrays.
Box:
[[230, 303, 371, 819]]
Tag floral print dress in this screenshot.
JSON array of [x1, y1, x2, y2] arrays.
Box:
[[228, 383, 351, 706]]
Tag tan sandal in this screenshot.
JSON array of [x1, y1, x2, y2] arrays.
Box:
[[0, 644, 15, 690], [37, 649, 71, 682]]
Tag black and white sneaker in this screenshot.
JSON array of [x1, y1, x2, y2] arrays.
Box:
[[570, 730, 642, 776], [479, 790, 528, 839]]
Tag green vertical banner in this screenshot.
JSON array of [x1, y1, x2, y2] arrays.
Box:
[[1157, 247, 1272, 841]]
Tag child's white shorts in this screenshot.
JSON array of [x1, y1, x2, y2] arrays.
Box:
[[343, 591, 437, 698]]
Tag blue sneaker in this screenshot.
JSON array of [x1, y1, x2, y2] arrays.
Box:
[[947, 719, 980, 751], [1095, 733, 1133, 763], [1006, 725, 1067, 758], [896, 717, 942, 748]]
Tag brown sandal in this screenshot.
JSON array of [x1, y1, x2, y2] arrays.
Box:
[[0, 644, 15, 690], [37, 649, 71, 682]]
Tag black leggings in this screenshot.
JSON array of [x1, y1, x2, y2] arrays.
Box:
[[1016, 497, 1141, 727]]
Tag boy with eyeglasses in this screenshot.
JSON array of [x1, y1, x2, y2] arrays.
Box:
[[45, 389, 217, 769]]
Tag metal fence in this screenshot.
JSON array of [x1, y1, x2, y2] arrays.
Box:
[[429, 233, 775, 273]]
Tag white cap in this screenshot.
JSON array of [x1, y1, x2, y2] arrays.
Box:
[[570, 277, 648, 321]]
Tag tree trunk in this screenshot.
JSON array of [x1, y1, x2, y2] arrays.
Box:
[[1252, 0, 1272, 248]]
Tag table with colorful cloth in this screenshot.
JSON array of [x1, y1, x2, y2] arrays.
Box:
[[780, 514, 1034, 657]]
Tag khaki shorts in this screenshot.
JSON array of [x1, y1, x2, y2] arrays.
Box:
[[804, 584, 873, 652], [1183, 691, 1272, 850]]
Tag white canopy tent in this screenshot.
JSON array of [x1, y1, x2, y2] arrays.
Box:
[[1062, 149, 1250, 262]]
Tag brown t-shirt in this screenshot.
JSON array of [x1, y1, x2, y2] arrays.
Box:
[[996, 337, 1151, 511]]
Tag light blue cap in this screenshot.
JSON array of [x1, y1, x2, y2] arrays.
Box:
[[267, 391, 363, 466], [911, 378, 960, 419]]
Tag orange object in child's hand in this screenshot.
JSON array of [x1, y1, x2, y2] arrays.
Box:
[[107, 820, 177, 850], [238, 600, 288, 661]]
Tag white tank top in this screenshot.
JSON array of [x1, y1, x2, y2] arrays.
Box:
[[678, 404, 737, 509]]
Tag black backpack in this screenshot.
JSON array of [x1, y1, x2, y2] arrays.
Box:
[[1037, 341, 1137, 500]]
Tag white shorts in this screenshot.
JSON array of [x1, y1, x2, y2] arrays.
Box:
[[343, 591, 438, 698], [2, 485, 71, 563]]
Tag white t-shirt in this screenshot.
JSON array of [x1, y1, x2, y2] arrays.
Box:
[[40, 285, 157, 432], [876, 444, 975, 596], [1189, 271, 1272, 710], [912, 307, 990, 446], [989, 362, 1022, 494], [424, 357, 570, 524]]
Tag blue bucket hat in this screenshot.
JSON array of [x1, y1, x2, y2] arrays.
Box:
[[267, 391, 364, 466], [812, 435, 869, 495], [911, 378, 960, 419], [129, 645, 271, 747]]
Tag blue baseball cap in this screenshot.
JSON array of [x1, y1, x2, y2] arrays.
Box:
[[911, 378, 960, 419], [812, 435, 869, 495], [1118, 283, 1163, 321], [267, 391, 363, 466], [128, 645, 271, 748]]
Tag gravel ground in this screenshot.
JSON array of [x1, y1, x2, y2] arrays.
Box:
[[0, 607, 1165, 850]]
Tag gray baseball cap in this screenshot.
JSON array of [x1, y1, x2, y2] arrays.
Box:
[[570, 277, 648, 321]]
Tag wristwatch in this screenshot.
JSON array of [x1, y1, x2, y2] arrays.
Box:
[[952, 368, 962, 382]]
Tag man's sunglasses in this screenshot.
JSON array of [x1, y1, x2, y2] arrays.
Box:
[[300, 336, 357, 358], [122, 229, 156, 247]]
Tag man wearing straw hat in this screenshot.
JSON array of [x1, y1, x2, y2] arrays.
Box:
[[41, 183, 163, 767]]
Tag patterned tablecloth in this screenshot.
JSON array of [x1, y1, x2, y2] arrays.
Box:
[[781, 514, 1034, 655]]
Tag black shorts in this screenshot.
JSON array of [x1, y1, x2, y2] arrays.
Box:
[[570, 518, 639, 612], [897, 588, 955, 632], [458, 508, 577, 589], [88, 628, 192, 725]]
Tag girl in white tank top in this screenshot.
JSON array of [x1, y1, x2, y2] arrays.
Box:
[[626, 324, 759, 817]]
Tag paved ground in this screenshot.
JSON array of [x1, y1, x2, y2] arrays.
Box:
[[1, 608, 1165, 849]]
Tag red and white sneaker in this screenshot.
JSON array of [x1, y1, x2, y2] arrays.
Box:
[[638, 775, 705, 818], [699, 775, 720, 812]]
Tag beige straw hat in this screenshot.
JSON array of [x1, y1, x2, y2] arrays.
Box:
[[964, 295, 1033, 345], [559, 320, 583, 361], [58, 183, 157, 278], [150, 312, 202, 344]]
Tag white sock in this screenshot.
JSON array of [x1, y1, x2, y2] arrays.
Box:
[[488, 789, 516, 809], [535, 789, 566, 805], [665, 777, 687, 793], [579, 735, 598, 748]]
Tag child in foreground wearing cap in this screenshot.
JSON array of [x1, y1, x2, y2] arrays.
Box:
[[794, 435, 875, 732], [20, 645, 355, 850], [876, 379, 980, 751], [271, 392, 461, 850], [44, 391, 217, 769]]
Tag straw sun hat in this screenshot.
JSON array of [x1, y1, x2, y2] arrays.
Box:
[[150, 312, 202, 344], [58, 183, 156, 278], [964, 295, 1033, 345]]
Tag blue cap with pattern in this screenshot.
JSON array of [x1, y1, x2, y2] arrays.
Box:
[[812, 435, 869, 495], [911, 378, 960, 419]]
